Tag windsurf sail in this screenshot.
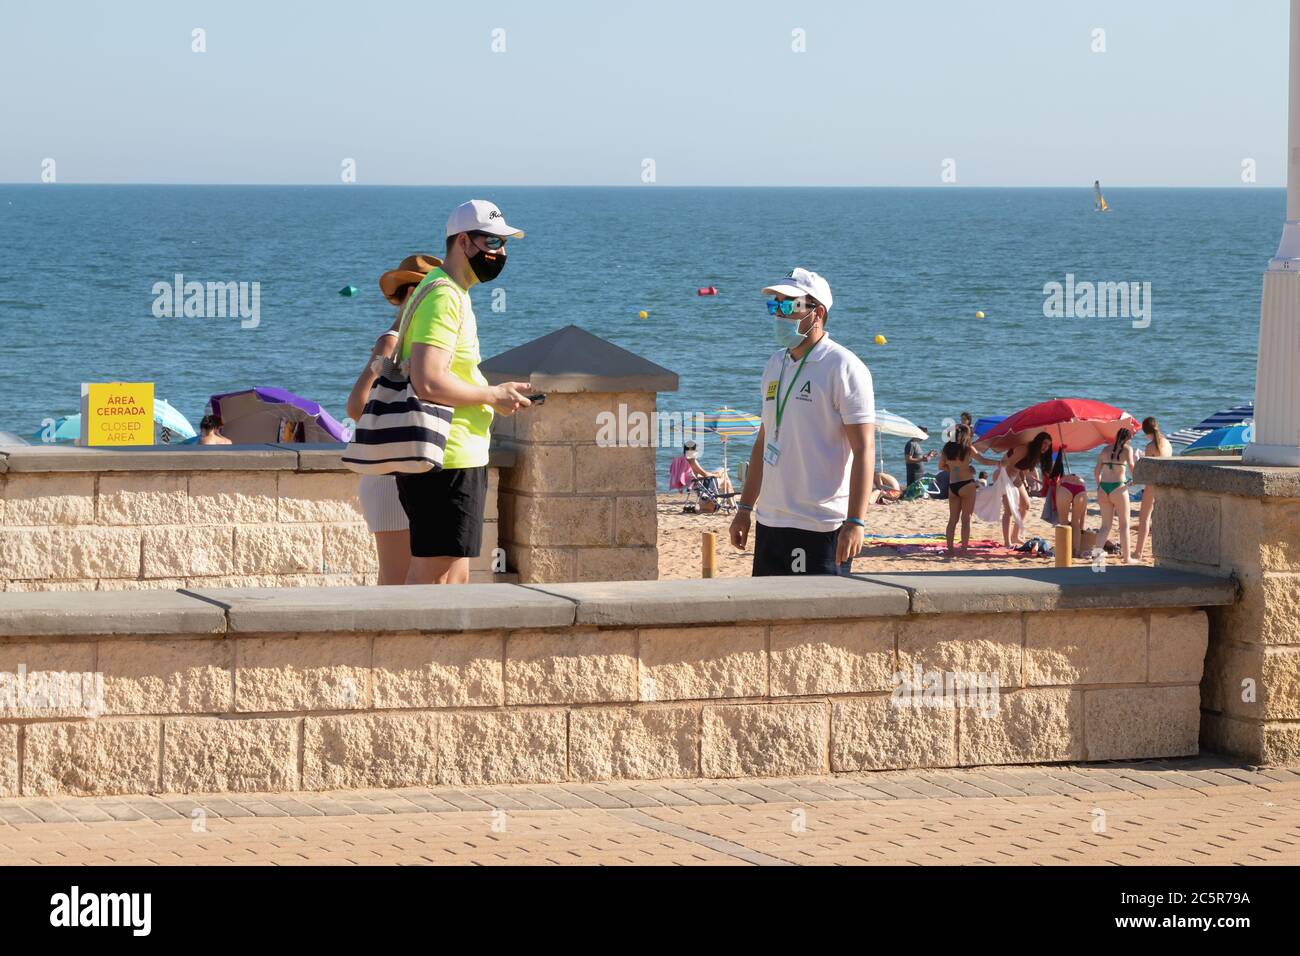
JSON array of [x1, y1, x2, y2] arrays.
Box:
[[1093, 180, 1110, 212]]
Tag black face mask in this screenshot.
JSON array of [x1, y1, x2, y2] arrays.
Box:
[[467, 246, 507, 283]]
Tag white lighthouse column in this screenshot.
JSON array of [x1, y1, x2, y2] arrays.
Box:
[[1246, 0, 1300, 466]]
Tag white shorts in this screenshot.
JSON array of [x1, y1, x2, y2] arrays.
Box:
[[358, 474, 409, 534]]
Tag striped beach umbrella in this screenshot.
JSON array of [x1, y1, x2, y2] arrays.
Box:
[[699, 406, 761, 438], [1193, 402, 1254, 432], [1169, 401, 1254, 446], [873, 408, 926, 440], [872, 408, 926, 476], [1167, 427, 1205, 447], [699, 406, 761, 473]]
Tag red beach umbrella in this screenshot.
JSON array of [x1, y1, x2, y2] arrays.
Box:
[[974, 398, 1141, 453]]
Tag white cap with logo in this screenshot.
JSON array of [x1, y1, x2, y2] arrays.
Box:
[[445, 199, 526, 239], [762, 267, 832, 311]]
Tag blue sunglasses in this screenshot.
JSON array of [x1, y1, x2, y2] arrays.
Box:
[[767, 299, 812, 316]]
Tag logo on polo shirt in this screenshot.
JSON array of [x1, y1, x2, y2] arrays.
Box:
[[796, 381, 813, 402], [765, 381, 777, 401]]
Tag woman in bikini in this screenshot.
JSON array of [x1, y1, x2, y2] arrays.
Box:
[[1131, 416, 1172, 560], [999, 432, 1053, 547], [938, 423, 982, 559], [1095, 427, 1139, 564], [1049, 450, 1090, 558]]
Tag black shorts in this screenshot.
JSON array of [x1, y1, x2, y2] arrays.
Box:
[[395, 466, 487, 559], [752, 521, 852, 577]]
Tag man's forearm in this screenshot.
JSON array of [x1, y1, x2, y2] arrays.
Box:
[[413, 370, 493, 407], [739, 443, 764, 506], [848, 454, 872, 518]]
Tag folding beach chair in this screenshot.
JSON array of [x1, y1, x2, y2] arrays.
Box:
[[901, 475, 941, 501], [683, 474, 737, 514]]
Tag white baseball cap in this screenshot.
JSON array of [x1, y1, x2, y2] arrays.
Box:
[[762, 267, 832, 311], [445, 199, 525, 239]]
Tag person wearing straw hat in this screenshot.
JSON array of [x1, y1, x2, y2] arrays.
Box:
[[729, 267, 876, 575], [345, 253, 442, 586], [396, 200, 534, 585]]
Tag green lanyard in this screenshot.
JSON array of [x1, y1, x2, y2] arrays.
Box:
[[773, 346, 813, 441]]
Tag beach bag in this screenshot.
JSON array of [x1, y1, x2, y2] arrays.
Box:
[[1040, 478, 1060, 524], [341, 279, 460, 475]]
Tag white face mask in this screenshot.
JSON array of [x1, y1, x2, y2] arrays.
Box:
[[774, 311, 814, 349]]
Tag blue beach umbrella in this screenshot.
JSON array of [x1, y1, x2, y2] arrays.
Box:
[[154, 398, 198, 442], [30, 398, 197, 445], [30, 415, 81, 444], [1183, 424, 1253, 457]]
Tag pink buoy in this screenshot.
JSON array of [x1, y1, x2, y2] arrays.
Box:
[[696, 286, 718, 296]]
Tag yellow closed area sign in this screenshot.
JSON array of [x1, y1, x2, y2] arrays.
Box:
[[81, 382, 155, 446]]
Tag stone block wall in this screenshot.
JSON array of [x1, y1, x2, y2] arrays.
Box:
[[0, 570, 1231, 797], [1142, 458, 1300, 765], [0, 447, 504, 590], [494, 392, 658, 583]]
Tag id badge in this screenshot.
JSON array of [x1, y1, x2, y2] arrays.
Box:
[[763, 441, 781, 466]]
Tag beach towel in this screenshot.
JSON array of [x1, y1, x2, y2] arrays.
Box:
[[974, 466, 1024, 532], [864, 538, 1044, 559], [667, 455, 694, 491], [863, 533, 945, 546]]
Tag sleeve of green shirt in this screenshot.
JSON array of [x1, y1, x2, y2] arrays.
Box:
[[405, 283, 463, 356]]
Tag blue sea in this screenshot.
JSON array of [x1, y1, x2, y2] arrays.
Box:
[[0, 185, 1276, 487]]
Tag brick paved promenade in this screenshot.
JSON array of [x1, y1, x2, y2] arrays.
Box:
[[2, 756, 1298, 865]]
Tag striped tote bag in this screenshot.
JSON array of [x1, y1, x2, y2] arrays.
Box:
[[341, 279, 459, 475]]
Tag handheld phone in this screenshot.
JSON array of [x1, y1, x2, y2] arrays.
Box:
[[527, 393, 546, 406]]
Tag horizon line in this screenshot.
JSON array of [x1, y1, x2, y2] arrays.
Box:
[[0, 182, 1284, 190]]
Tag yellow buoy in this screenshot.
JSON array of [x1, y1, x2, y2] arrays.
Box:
[[638, 310, 648, 319], [874, 334, 887, 345], [975, 310, 985, 319]]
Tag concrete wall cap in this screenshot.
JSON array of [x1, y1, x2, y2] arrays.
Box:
[[181, 584, 576, 633], [274, 442, 515, 472], [0, 591, 228, 637], [519, 576, 909, 626], [850, 566, 1237, 614], [0, 442, 514, 474], [1138, 457, 1300, 498], [0, 444, 298, 472]]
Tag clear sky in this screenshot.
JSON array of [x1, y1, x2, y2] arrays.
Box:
[[0, 0, 1290, 186]]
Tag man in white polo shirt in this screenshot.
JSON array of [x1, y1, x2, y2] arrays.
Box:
[[728, 268, 876, 575]]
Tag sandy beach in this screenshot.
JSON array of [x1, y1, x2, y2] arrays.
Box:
[[656, 491, 1150, 578]]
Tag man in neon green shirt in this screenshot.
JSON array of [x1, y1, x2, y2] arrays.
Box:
[[396, 200, 533, 585]]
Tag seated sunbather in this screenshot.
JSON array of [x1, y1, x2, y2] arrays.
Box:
[[684, 440, 734, 495]]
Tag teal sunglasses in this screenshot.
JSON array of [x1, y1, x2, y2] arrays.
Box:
[[767, 299, 809, 316]]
